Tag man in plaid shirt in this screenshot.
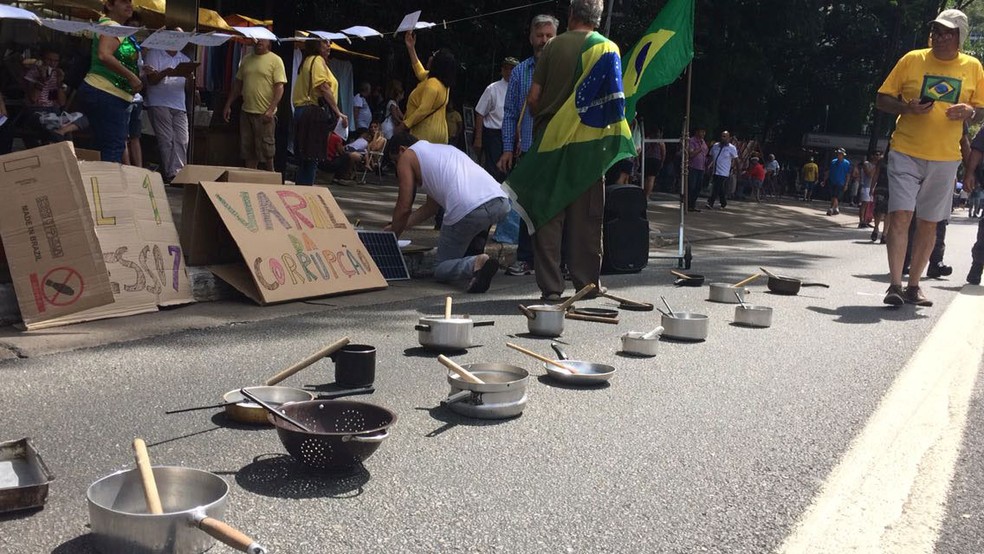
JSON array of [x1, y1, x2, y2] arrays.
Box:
[[498, 14, 559, 276]]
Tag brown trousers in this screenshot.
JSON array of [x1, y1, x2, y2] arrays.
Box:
[[533, 180, 605, 296]]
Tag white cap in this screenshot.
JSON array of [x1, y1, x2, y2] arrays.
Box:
[[931, 9, 968, 47]]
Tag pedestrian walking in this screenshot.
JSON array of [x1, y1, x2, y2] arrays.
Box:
[[822, 148, 851, 216], [685, 127, 708, 212], [857, 151, 882, 229], [801, 157, 818, 201], [705, 131, 739, 210]]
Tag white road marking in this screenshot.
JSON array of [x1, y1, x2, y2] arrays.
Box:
[[778, 286, 984, 554]]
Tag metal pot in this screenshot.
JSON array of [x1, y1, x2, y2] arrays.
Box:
[[660, 312, 710, 341], [519, 304, 565, 337], [620, 331, 660, 357], [87, 466, 265, 554], [416, 315, 494, 351], [442, 363, 529, 419], [221, 386, 315, 425], [708, 283, 749, 303], [734, 305, 773, 328]]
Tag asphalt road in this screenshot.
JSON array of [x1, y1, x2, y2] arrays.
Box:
[[1, 218, 982, 553]]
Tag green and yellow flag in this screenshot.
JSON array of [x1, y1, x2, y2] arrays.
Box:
[[622, 0, 695, 121], [503, 32, 635, 231]]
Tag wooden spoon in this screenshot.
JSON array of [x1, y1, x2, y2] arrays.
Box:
[[133, 438, 164, 515], [733, 274, 761, 288], [670, 270, 694, 280], [759, 267, 781, 279], [438, 355, 485, 384], [505, 342, 577, 374], [444, 296, 453, 319], [565, 312, 619, 325], [265, 336, 351, 386], [558, 283, 597, 311]]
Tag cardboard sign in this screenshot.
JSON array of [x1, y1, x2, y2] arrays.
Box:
[[0, 143, 114, 328], [196, 182, 387, 304], [180, 169, 283, 265], [37, 163, 194, 327]]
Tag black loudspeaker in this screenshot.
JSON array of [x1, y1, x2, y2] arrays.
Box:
[[601, 184, 649, 274]]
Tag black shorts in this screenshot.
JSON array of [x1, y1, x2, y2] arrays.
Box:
[[874, 190, 889, 215], [645, 157, 662, 179]]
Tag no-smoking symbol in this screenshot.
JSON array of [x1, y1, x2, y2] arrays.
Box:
[[41, 266, 84, 306]]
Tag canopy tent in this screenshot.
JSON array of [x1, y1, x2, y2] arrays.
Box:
[[223, 14, 271, 28]]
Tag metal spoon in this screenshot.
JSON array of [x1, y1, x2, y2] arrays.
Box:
[[735, 290, 749, 310], [239, 388, 313, 432], [660, 296, 676, 318]]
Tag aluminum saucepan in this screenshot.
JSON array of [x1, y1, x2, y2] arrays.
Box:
[[708, 283, 749, 304], [620, 331, 661, 357], [87, 466, 265, 554], [734, 305, 773, 328], [416, 315, 495, 350], [660, 312, 710, 341], [519, 304, 565, 337], [543, 343, 616, 385], [442, 363, 529, 419]]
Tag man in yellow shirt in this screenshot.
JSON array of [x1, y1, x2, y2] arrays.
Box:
[[801, 157, 818, 201], [875, 9, 984, 307], [222, 39, 287, 171]]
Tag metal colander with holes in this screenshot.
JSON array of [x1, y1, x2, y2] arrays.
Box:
[[268, 400, 396, 471]]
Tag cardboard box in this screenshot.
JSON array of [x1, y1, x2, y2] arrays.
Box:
[[0, 143, 115, 328], [35, 163, 195, 328], [219, 170, 283, 184], [171, 164, 281, 186], [197, 181, 388, 304], [74, 148, 101, 162]]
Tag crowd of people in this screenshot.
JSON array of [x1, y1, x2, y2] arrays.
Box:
[[1, 0, 980, 307]]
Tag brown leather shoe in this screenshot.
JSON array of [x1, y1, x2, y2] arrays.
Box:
[[903, 286, 933, 307]]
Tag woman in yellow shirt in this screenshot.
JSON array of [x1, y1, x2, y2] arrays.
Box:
[[292, 39, 347, 185], [399, 32, 455, 144]]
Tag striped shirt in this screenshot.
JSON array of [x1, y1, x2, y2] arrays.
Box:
[[501, 56, 535, 154]]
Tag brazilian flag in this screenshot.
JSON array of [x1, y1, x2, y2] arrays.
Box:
[[503, 32, 635, 231], [623, 0, 695, 121]]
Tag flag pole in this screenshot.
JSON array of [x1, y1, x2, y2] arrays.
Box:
[[678, 61, 692, 266]]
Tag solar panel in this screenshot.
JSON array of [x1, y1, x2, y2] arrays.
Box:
[[357, 230, 411, 281]]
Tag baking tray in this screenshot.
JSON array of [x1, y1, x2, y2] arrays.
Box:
[[0, 438, 55, 513]]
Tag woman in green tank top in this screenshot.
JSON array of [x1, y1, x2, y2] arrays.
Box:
[[77, 0, 143, 163]]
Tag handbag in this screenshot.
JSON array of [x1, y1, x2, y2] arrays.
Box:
[[295, 56, 339, 161]]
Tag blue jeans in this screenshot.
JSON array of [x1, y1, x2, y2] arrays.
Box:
[[435, 197, 509, 282], [79, 82, 130, 163]]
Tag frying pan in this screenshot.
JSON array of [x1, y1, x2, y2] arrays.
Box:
[[545, 343, 617, 385], [569, 307, 619, 319], [671, 270, 705, 287], [759, 267, 830, 296], [597, 290, 655, 311], [164, 337, 362, 424]]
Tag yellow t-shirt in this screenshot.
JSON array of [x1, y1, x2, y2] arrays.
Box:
[[404, 75, 449, 144], [292, 55, 337, 108], [236, 51, 287, 114], [878, 48, 984, 161], [802, 162, 818, 182]]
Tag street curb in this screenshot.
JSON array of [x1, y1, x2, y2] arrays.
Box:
[[0, 220, 851, 326]]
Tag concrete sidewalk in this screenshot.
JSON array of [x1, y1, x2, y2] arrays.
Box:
[[0, 180, 862, 359]]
